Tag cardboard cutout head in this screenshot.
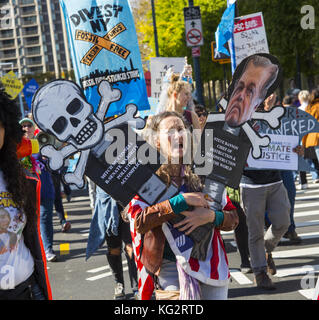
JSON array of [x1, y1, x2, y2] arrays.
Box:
[[225, 53, 282, 128]]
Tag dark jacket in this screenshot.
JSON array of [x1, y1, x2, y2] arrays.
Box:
[[241, 169, 282, 185], [33, 154, 55, 200], [23, 171, 52, 300]]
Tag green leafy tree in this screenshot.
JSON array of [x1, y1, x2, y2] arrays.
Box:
[[133, 0, 319, 100], [133, 0, 230, 82]]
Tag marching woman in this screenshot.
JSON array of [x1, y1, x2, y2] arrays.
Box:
[[0, 89, 51, 299], [125, 111, 238, 300]]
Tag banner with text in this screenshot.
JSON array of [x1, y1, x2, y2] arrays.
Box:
[[150, 57, 185, 99], [247, 134, 299, 171], [23, 78, 39, 110], [255, 106, 319, 171], [233, 12, 269, 67], [60, 0, 149, 116]]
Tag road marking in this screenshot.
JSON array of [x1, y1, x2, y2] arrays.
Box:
[[296, 220, 319, 228], [272, 247, 319, 259], [87, 261, 128, 274], [221, 230, 234, 235], [280, 231, 319, 242], [294, 210, 319, 218], [275, 265, 319, 278], [86, 266, 128, 281], [294, 202, 319, 209], [223, 221, 319, 237], [86, 271, 113, 281], [299, 289, 315, 300], [81, 233, 89, 237], [230, 231, 319, 249], [295, 195, 319, 201], [60, 243, 70, 255], [87, 266, 108, 273], [229, 269, 253, 285], [296, 188, 319, 195]]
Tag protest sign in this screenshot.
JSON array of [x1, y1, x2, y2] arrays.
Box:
[[150, 57, 185, 99], [84, 123, 177, 206], [195, 53, 283, 210], [0, 71, 24, 100], [197, 120, 251, 188], [255, 106, 319, 171], [59, 0, 149, 116], [258, 106, 319, 138], [23, 78, 39, 110], [32, 79, 178, 207], [137, 97, 159, 119], [233, 12, 269, 67], [247, 134, 299, 171]]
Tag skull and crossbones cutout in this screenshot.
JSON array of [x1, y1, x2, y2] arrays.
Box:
[[208, 53, 284, 158], [32, 80, 145, 188]]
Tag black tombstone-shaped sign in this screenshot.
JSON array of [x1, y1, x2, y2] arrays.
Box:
[[31, 79, 178, 208], [195, 53, 284, 210]]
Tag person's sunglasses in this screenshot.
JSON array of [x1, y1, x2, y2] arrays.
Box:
[[22, 124, 32, 128], [196, 112, 207, 118]]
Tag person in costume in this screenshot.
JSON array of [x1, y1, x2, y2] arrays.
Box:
[[125, 111, 238, 300]]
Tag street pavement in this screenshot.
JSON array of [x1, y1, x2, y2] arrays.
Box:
[[47, 177, 319, 300]]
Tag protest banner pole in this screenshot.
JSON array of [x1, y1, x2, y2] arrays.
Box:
[[18, 91, 24, 118], [151, 0, 160, 57], [227, 0, 237, 74], [187, 0, 204, 105]]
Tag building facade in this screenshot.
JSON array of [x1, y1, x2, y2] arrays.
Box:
[[0, 0, 72, 78]]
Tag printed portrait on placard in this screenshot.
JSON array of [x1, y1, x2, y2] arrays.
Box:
[[224, 53, 282, 128]]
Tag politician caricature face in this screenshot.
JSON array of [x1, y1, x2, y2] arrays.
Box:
[[225, 55, 279, 127]]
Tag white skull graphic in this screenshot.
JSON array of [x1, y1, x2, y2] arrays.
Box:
[[32, 80, 103, 150]]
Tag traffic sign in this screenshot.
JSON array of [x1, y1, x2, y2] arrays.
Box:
[[211, 41, 231, 63], [0, 70, 24, 100], [184, 6, 204, 47], [183, 6, 201, 21], [187, 28, 202, 46], [192, 46, 201, 57]]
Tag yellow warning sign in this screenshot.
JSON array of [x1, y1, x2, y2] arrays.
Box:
[[0, 71, 24, 100]]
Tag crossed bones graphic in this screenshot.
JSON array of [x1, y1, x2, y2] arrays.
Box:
[[33, 79, 284, 189], [32, 80, 145, 188], [209, 98, 285, 158], [75, 22, 130, 66]]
